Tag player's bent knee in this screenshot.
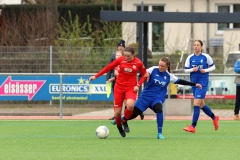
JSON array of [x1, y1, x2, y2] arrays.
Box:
[[154, 103, 163, 113]]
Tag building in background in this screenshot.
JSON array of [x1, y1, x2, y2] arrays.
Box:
[[0, 0, 22, 5], [122, 0, 240, 57]]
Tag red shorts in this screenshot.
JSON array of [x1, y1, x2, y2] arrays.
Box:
[[113, 85, 137, 108]]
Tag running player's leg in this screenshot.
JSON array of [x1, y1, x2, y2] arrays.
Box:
[[153, 103, 165, 139], [112, 100, 145, 125], [123, 89, 137, 120], [183, 87, 198, 133], [199, 87, 219, 130], [122, 104, 147, 120], [136, 94, 144, 120], [109, 81, 116, 120], [112, 106, 142, 125], [129, 107, 142, 120], [122, 96, 149, 133], [234, 85, 240, 120], [122, 97, 134, 133], [114, 89, 126, 137]]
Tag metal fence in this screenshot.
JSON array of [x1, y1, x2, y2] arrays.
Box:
[[0, 46, 117, 73], [0, 46, 233, 74]]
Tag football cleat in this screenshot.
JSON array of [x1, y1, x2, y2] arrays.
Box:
[[117, 126, 126, 137], [140, 113, 144, 120], [111, 119, 116, 125], [157, 133, 165, 140], [183, 125, 196, 133], [109, 117, 115, 120], [213, 115, 219, 130], [122, 120, 130, 133]]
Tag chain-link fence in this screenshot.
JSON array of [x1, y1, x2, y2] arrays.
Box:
[[0, 46, 232, 74], [0, 46, 118, 73]]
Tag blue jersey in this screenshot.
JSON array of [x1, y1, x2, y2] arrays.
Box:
[[184, 53, 214, 87], [135, 66, 179, 112], [234, 59, 240, 73], [234, 59, 240, 86]]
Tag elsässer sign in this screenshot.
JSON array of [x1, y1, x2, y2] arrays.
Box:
[[0, 75, 113, 101], [0, 76, 45, 100]]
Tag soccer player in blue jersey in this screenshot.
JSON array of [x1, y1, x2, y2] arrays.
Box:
[[183, 40, 219, 133], [119, 57, 202, 139], [233, 59, 240, 120]]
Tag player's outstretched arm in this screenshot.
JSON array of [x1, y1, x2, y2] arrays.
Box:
[[175, 79, 202, 89], [89, 76, 96, 82]]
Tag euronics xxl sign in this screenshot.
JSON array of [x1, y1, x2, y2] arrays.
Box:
[[0, 75, 113, 101]]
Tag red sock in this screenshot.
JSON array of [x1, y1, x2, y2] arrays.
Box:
[[115, 117, 121, 127], [124, 108, 133, 121]]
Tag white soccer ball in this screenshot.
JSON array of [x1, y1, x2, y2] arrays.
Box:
[[96, 126, 109, 139]]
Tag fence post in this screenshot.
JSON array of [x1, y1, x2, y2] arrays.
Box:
[[50, 45, 53, 105], [50, 45, 52, 73], [59, 73, 64, 119]]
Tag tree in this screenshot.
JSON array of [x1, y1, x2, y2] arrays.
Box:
[[0, 8, 54, 46], [55, 10, 94, 47]]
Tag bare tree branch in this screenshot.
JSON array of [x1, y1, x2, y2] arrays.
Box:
[[0, 8, 57, 46]]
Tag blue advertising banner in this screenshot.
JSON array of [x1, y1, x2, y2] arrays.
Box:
[[0, 75, 113, 101]]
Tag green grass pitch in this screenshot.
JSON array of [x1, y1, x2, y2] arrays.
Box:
[[0, 120, 239, 160]]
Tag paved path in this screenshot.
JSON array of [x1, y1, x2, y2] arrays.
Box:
[[76, 109, 233, 117], [74, 108, 235, 121], [0, 109, 235, 120]]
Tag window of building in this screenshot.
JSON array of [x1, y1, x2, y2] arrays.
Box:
[[152, 6, 164, 52], [233, 4, 240, 28], [217, 4, 240, 35], [136, 5, 164, 52]]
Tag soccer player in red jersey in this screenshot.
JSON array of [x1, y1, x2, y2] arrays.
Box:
[[89, 46, 148, 137]]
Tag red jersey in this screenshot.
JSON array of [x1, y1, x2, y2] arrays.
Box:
[[95, 56, 146, 88], [114, 66, 119, 77]]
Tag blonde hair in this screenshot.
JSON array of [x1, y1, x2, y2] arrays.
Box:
[[116, 50, 123, 56]]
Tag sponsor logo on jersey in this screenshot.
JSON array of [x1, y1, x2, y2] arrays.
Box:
[[192, 65, 203, 69], [124, 68, 132, 72], [154, 79, 166, 86]]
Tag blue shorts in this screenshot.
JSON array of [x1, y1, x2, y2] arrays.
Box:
[[192, 86, 207, 99], [134, 96, 164, 112]]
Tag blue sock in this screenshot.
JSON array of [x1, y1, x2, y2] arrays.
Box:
[[202, 105, 215, 120], [156, 113, 163, 134], [192, 106, 200, 128]]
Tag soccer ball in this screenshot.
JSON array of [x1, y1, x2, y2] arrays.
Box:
[[96, 126, 109, 139]]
